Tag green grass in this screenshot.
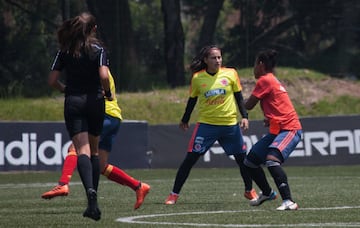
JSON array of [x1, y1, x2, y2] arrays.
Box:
[[0, 67, 359, 124], [1, 166, 360, 227]]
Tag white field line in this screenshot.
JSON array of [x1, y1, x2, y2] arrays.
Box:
[[116, 207, 360, 227]]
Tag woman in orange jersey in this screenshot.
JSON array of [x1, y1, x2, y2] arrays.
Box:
[[244, 49, 302, 210], [165, 45, 257, 205]]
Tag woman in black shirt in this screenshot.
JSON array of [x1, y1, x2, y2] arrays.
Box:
[[48, 12, 112, 221]]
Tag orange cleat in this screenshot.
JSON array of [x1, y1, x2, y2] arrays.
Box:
[[134, 183, 150, 210], [41, 184, 69, 199], [244, 188, 258, 200], [165, 193, 179, 205]]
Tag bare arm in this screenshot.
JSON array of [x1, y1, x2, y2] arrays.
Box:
[[48, 70, 66, 93], [99, 66, 112, 100], [244, 94, 259, 110]]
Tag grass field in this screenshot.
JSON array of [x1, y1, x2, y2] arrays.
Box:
[[1, 166, 360, 227]]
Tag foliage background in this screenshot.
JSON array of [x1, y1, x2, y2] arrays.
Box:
[[1, 0, 360, 98]]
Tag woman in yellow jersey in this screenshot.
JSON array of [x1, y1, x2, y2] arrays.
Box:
[[165, 45, 256, 205], [42, 71, 150, 211]]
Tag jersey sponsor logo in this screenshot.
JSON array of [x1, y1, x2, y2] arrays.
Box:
[[206, 97, 225, 105], [204, 89, 226, 98]]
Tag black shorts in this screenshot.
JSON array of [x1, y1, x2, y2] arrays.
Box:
[[64, 94, 105, 138]]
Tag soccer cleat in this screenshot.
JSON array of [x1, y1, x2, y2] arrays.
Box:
[[165, 193, 179, 205], [249, 190, 277, 206], [134, 182, 150, 210], [244, 188, 259, 200], [41, 184, 69, 199], [83, 188, 101, 221], [83, 207, 101, 221], [276, 200, 299, 211]]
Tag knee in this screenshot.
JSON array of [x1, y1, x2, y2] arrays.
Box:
[[234, 153, 246, 165], [243, 152, 262, 168], [265, 160, 281, 167]]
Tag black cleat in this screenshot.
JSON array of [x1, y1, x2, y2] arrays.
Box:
[[83, 188, 101, 221]]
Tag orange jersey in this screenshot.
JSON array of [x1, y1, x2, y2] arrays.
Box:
[[252, 73, 301, 131]]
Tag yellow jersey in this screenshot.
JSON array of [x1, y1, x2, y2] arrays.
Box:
[[106, 72, 122, 120], [190, 67, 242, 125]]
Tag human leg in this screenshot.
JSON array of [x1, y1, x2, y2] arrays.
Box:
[[63, 94, 102, 220], [172, 152, 200, 194], [89, 134, 100, 192], [234, 153, 258, 200], [244, 155, 273, 196], [41, 144, 76, 199], [266, 160, 298, 210], [99, 115, 150, 209], [100, 149, 150, 209], [101, 152, 140, 189], [58, 144, 78, 185], [165, 152, 200, 204], [73, 132, 101, 221], [243, 134, 278, 206], [220, 124, 257, 200], [266, 130, 302, 210], [165, 123, 214, 205]]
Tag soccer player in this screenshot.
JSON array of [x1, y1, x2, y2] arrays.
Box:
[[243, 49, 302, 210], [165, 45, 257, 205], [44, 71, 150, 211], [48, 12, 112, 221]]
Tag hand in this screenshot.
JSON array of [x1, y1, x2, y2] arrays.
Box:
[[240, 118, 249, 131], [103, 90, 113, 101], [179, 122, 189, 131]]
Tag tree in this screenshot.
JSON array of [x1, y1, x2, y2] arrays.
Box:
[[161, 0, 185, 87], [196, 0, 224, 52], [86, 0, 139, 91], [0, 0, 60, 97]]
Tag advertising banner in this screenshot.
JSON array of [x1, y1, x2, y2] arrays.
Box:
[[148, 115, 360, 168], [0, 115, 359, 171], [0, 121, 148, 171]]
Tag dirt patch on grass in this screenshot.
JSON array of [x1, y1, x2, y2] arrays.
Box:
[[241, 77, 360, 106]]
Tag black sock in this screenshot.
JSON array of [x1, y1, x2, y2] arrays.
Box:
[[91, 155, 100, 192], [234, 154, 253, 191], [246, 166, 272, 196], [172, 153, 200, 194], [268, 165, 292, 201], [77, 154, 94, 192]]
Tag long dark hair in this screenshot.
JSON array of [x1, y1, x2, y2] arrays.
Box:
[[57, 12, 101, 57], [190, 45, 221, 73]]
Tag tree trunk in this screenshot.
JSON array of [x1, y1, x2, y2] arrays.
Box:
[[161, 0, 185, 87], [86, 0, 138, 91], [196, 0, 224, 52]]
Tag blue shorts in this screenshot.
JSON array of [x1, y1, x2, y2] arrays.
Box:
[[187, 123, 245, 155], [98, 114, 121, 152], [249, 129, 302, 164]]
